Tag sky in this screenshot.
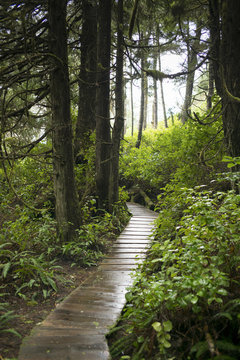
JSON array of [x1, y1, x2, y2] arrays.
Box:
[[125, 52, 186, 130]]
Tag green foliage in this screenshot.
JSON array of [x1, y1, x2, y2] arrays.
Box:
[[120, 108, 224, 201], [1, 142, 53, 211], [222, 156, 240, 168], [0, 153, 60, 301], [109, 181, 240, 359], [61, 188, 130, 267], [0, 288, 20, 338]]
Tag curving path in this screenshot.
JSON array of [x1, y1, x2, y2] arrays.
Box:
[[19, 203, 157, 360]]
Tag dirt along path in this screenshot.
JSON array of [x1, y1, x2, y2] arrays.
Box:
[[18, 203, 157, 360]]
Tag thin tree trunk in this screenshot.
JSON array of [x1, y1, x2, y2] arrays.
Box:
[[48, 0, 80, 241], [109, 0, 124, 209], [130, 66, 134, 136], [143, 71, 148, 129], [208, 0, 222, 96], [159, 49, 168, 128], [207, 59, 214, 109], [136, 52, 145, 148], [95, 0, 112, 210], [74, 0, 97, 161], [181, 21, 202, 124], [152, 53, 158, 129]]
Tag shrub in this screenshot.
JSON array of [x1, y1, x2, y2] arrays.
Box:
[[109, 179, 240, 359], [120, 106, 224, 202]]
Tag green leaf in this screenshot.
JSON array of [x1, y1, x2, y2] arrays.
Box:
[[47, 277, 57, 291], [217, 288, 228, 296], [1, 328, 21, 338], [152, 321, 162, 332], [163, 320, 173, 332], [2, 262, 11, 278], [163, 339, 171, 348], [191, 296, 198, 304]]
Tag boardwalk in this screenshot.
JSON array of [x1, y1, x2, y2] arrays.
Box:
[[18, 203, 157, 360]]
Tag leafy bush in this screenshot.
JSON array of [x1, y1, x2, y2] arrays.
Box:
[[0, 287, 20, 338], [109, 180, 240, 359], [120, 106, 224, 202], [0, 206, 60, 300], [61, 188, 130, 266]]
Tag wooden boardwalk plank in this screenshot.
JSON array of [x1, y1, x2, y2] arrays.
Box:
[[18, 203, 156, 360]]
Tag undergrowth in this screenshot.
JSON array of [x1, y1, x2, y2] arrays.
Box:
[[107, 106, 240, 359], [108, 168, 240, 359], [0, 141, 130, 341], [120, 100, 224, 204]]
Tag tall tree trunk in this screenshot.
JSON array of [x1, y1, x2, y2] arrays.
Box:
[[152, 53, 158, 129], [95, 0, 112, 210], [48, 0, 80, 241], [221, 0, 240, 157], [181, 21, 202, 124], [208, 0, 222, 97], [207, 59, 214, 109], [159, 49, 168, 128], [130, 66, 134, 136], [74, 0, 97, 161], [136, 52, 145, 148], [143, 71, 148, 129], [109, 0, 124, 209]]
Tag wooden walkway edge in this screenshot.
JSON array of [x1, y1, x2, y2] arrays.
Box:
[[18, 203, 157, 360]]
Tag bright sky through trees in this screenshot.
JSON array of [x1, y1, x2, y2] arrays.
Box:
[[125, 52, 185, 131]]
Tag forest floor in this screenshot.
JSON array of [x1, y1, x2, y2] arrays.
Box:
[[0, 262, 99, 360]]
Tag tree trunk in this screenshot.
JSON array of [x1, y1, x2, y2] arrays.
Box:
[[109, 0, 124, 209], [207, 59, 214, 109], [221, 0, 240, 157], [74, 0, 97, 161], [130, 66, 134, 136], [208, 0, 222, 97], [152, 53, 158, 129], [48, 0, 80, 241], [143, 71, 148, 129], [159, 49, 168, 128], [181, 21, 202, 124], [136, 49, 145, 148], [95, 0, 112, 210]]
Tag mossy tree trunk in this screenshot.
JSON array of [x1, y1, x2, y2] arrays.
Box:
[[95, 0, 112, 210], [221, 0, 240, 157], [48, 0, 80, 241], [109, 0, 124, 209], [74, 0, 97, 162]]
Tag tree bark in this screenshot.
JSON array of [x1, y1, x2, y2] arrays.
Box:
[[48, 0, 80, 241], [143, 70, 148, 130], [74, 0, 97, 161], [208, 0, 222, 97], [152, 52, 158, 129], [95, 0, 112, 210], [130, 66, 134, 136], [159, 49, 168, 128], [136, 48, 145, 148], [109, 0, 124, 209], [181, 21, 202, 124], [207, 59, 214, 110], [221, 0, 240, 157]]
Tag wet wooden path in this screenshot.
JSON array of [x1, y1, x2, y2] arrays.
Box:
[[19, 203, 157, 360]]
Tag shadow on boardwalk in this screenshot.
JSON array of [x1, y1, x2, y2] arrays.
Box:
[[18, 203, 157, 360]]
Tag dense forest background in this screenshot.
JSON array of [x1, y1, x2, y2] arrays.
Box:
[[1, 0, 240, 359]]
